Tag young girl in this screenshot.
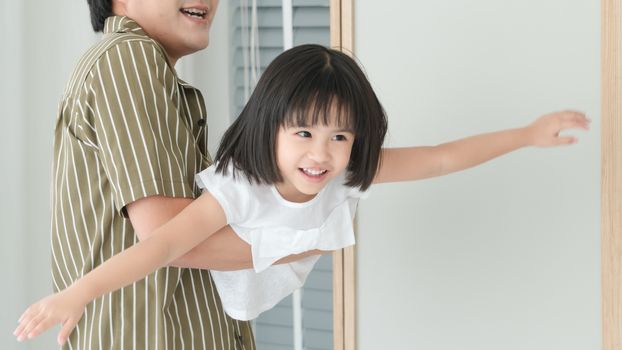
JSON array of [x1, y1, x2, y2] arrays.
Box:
[[14, 44, 589, 345]]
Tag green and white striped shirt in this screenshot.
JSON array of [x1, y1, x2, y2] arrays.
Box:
[[51, 16, 254, 349]]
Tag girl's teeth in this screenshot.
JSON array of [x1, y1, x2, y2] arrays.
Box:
[[302, 168, 326, 176]]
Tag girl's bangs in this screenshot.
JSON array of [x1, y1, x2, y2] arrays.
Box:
[[282, 72, 357, 133]]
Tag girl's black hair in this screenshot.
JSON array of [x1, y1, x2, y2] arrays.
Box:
[[86, 0, 113, 32], [215, 44, 388, 191]]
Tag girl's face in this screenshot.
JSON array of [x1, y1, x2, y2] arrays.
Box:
[[275, 119, 355, 203]]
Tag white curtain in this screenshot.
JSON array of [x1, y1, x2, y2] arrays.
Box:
[[240, 0, 262, 101]]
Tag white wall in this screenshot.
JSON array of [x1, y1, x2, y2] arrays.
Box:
[[354, 1, 600, 349], [1, 1, 27, 348], [1, 1, 97, 349]]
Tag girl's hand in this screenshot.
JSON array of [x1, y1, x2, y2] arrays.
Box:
[[13, 287, 85, 345], [526, 110, 590, 147]]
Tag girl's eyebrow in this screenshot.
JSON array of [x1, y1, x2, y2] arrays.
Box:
[[316, 124, 355, 133], [286, 124, 354, 133]]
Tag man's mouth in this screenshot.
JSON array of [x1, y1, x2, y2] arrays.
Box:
[[180, 8, 208, 19]]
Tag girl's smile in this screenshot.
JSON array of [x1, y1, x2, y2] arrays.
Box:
[[300, 167, 328, 179]]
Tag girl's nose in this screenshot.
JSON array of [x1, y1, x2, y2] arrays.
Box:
[[307, 141, 330, 162]]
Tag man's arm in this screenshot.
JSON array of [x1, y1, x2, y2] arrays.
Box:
[[127, 195, 325, 270]]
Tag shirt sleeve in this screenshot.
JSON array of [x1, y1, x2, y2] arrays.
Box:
[[88, 38, 200, 216]]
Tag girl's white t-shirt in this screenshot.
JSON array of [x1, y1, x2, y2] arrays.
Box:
[[195, 164, 366, 320]]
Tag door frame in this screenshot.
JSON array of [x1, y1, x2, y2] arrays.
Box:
[[601, 1, 622, 349], [330, 3, 355, 350]]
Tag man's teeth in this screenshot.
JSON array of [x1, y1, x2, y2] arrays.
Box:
[[181, 8, 207, 18], [302, 168, 327, 176]]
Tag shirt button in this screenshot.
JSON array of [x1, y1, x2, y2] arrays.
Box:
[[197, 118, 206, 127]]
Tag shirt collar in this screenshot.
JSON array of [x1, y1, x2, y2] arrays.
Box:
[[102, 16, 187, 80], [101, 16, 201, 93], [103, 16, 147, 36]]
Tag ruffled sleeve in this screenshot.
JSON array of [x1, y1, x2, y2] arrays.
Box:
[[195, 164, 249, 224]]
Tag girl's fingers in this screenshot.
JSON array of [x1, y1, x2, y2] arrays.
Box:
[[574, 114, 590, 125], [15, 320, 36, 341], [17, 305, 38, 324], [14, 311, 31, 335], [560, 120, 588, 130], [58, 317, 78, 346], [19, 313, 46, 340], [13, 322, 27, 340], [557, 111, 585, 125], [556, 136, 577, 145], [18, 311, 27, 324], [15, 312, 39, 340], [26, 317, 59, 339], [562, 110, 585, 118]]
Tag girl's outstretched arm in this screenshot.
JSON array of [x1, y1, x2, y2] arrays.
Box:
[[374, 110, 590, 184], [14, 191, 226, 345]]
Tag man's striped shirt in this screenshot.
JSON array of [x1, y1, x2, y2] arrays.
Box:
[[51, 16, 254, 349]]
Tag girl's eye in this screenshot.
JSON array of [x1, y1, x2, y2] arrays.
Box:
[[333, 134, 348, 141], [296, 131, 312, 138]]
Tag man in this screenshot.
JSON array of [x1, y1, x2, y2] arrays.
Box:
[[51, 0, 317, 348]]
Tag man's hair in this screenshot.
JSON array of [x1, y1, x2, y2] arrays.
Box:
[[86, 0, 113, 32], [215, 44, 388, 191]]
